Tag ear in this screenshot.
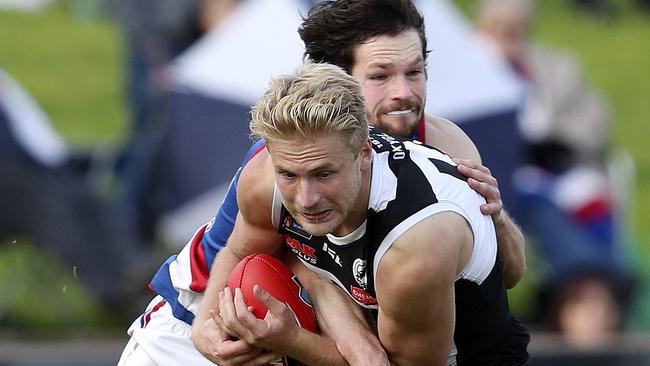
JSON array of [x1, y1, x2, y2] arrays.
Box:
[[360, 139, 373, 170]]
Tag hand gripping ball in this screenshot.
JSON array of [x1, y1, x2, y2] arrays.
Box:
[[227, 253, 319, 365]]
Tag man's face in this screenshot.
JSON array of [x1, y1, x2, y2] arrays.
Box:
[[269, 135, 371, 237], [351, 29, 427, 137], [479, 8, 529, 63]]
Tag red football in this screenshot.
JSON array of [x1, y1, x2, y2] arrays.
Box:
[[227, 253, 318, 333]]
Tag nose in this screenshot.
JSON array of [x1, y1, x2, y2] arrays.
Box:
[[389, 75, 414, 101], [296, 179, 320, 209]]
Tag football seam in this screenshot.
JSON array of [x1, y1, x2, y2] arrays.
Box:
[[235, 256, 251, 288]]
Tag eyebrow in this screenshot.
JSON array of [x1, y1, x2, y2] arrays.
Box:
[[275, 162, 337, 175], [367, 55, 425, 69]]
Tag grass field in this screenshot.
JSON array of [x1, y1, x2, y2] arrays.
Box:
[[0, 1, 649, 331]]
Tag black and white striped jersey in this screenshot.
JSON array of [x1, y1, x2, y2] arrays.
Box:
[[274, 126, 529, 365]]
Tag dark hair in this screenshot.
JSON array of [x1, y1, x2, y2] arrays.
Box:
[[299, 0, 429, 73]]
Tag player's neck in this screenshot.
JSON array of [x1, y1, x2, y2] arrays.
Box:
[[334, 164, 373, 237]]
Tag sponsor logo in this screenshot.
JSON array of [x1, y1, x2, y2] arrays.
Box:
[[283, 215, 312, 239], [322, 242, 343, 267], [352, 258, 367, 290], [351, 286, 378, 306], [284, 234, 317, 264]]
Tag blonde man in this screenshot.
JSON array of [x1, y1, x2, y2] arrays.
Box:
[[194, 61, 530, 366]]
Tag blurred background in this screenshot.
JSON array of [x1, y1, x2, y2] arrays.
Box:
[[0, 0, 649, 364]]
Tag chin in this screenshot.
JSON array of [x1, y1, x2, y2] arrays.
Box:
[[376, 118, 419, 137], [295, 216, 340, 237]]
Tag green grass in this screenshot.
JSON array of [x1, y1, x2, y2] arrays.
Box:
[[0, 4, 126, 331], [0, 238, 109, 331], [1, 2, 649, 330], [0, 4, 126, 145]]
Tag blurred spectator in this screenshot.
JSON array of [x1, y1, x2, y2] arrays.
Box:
[[474, 0, 636, 348], [0, 66, 157, 320], [108, 0, 208, 241]]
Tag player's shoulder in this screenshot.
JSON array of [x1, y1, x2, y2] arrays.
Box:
[[377, 212, 472, 292], [424, 114, 481, 163], [237, 147, 275, 216]]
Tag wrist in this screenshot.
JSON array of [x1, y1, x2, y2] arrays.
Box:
[[338, 332, 387, 366], [492, 209, 508, 227]]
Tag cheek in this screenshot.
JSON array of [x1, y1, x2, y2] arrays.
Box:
[[412, 81, 427, 102], [324, 180, 352, 205], [362, 87, 383, 110]]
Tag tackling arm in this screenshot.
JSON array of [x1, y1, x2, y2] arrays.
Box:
[[453, 158, 526, 288], [192, 150, 286, 364], [425, 115, 526, 288], [288, 256, 389, 366]]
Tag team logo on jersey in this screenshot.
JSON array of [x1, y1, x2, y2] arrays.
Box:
[[284, 234, 317, 264], [322, 242, 343, 267], [283, 215, 312, 240], [351, 286, 378, 306], [352, 258, 367, 290]]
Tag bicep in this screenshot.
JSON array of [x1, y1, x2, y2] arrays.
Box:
[[376, 265, 455, 366], [375, 213, 470, 366]]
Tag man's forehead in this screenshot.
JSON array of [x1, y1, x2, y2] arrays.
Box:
[[353, 31, 424, 67], [269, 135, 354, 161]]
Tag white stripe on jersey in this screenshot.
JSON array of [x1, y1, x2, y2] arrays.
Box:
[[370, 142, 497, 287], [167, 226, 206, 317]]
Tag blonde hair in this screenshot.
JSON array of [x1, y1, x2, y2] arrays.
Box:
[[250, 61, 368, 154]]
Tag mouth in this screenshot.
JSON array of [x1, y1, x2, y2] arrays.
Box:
[[386, 109, 414, 116], [301, 210, 331, 223]]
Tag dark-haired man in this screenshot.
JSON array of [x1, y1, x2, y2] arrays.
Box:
[[299, 0, 525, 288]]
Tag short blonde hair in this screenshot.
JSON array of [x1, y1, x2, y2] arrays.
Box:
[[250, 61, 368, 154]]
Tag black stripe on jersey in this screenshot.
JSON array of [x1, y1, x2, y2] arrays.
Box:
[[429, 158, 468, 182], [372, 148, 438, 241]]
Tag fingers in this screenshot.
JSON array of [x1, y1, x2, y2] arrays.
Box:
[[480, 202, 501, 216], [455, 157, 504, 213], [216, 345, 266, 366], [452, 157, 492, 175], [233, 287, 265, 329], [456, 162, 498, 189], [219, 287, 258, 339], [253, 285, 290, 317], [201, 309, 259, 365]]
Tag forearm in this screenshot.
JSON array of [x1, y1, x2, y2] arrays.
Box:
[[281, 328, 350, 366], [291, 259, 389, 366], [493, 210, 526, 288], [192, 247, 242, 348]]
